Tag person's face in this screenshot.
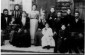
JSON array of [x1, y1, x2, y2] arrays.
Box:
[[61, 25, 66, 30], [15, 5, 19, 10], [32, 5, 36, 10], [75, 13, 79, 18], [50, 8, 55, 13], [22, 12, 26, 17], [4, 11, 8, 15], [67, 9, 71, 14], [45, 23, 49, 28], [57, 12, 61, 17]]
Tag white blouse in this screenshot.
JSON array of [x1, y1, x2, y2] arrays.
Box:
[[29, 11, 39, 19], [42, 28, 53, 37]]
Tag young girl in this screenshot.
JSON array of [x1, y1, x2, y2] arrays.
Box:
[[41, 23, 55, 49]]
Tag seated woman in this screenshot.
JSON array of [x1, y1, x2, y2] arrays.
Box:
[[11, 11, 31, 47], [41, 23, 55, 49]]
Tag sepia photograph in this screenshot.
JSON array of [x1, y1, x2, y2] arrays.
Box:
[[1, 0, 84, 55]]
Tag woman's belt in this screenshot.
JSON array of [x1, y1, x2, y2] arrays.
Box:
[[30, 18, 38, 19]]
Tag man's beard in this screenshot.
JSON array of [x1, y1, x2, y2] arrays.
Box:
[[4, 14, 8, 17], [75, 16, 79, 19]]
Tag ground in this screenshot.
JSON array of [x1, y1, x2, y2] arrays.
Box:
[[1, 44, 54, 54], [1, 44, 84, 54]]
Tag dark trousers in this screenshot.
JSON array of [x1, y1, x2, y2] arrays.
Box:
[[67, 32, 80, 53], [54, 30, 60, 52]]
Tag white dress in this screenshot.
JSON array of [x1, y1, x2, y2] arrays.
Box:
[[41, 28, 55, 47], [29, 11, 39, 44]]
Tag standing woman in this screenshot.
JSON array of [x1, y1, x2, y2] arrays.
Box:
[[12, 4, 22, 24], [29, 4, 39, 44]]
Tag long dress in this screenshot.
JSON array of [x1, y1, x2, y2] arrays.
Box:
[[29, 11, 39, 44], [11, 17, 31, 47], [41, 28, 55, 47]]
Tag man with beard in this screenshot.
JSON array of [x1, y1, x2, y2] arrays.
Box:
[[1, 9, 11, 45], [70, 11, 84, 53], [54, 11, 63, 53]]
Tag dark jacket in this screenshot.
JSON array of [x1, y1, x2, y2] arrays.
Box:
[[62, 14, 75, 27], [54, 17, 63, 32], [62, 14, 75, 32], [71, 18, 84, 32], [18, 17, 30, 30], [1, 14, 12, 30], [47, 12, 56, 30]]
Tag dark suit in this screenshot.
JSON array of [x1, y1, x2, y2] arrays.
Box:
[[63, 15, 84, 53], [47, 12, 56, 31], [70, 18, 84, 53], [1, 14, 12, 45], [71, 18, 84, 32], [1, 14, 12, 30], [62, 14, 75, 32], [54, 17, 63, 53]]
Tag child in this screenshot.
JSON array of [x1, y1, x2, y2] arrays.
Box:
[[41, 23, 55, 49]]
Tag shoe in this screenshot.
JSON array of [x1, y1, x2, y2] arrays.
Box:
[[46, 45, 50, 49], [43, 46, 47, 49]]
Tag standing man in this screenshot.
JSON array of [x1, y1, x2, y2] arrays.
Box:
[[47, 7, 56, 32], [62, 9, 75, 53], [54, 11, 63, 53], [63, 9, 75, 32]]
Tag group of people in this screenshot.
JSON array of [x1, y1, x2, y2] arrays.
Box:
[[47, 7, 84, 53], [1, 4, 84, 53]]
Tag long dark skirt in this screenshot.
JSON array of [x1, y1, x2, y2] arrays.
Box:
[[34, 30, 43, 46], [11, 32, 31, 47]]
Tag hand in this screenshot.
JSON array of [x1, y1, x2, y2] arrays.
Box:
[[54, 32, 57, 35], [78, 33, 83, 38], [61, 25, 66, 30], [24, 29, 27, 33], [38, 28, 41, 30], [54, 18, 56, 20], [49, 17, 52, 20], [71, 32, 75, 36], [1, 30, 5, 33], [64, 38, 67, 40], [61, 37, 63, 39], [18, 29, 21, 33], [68, 24, 70, 26]]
